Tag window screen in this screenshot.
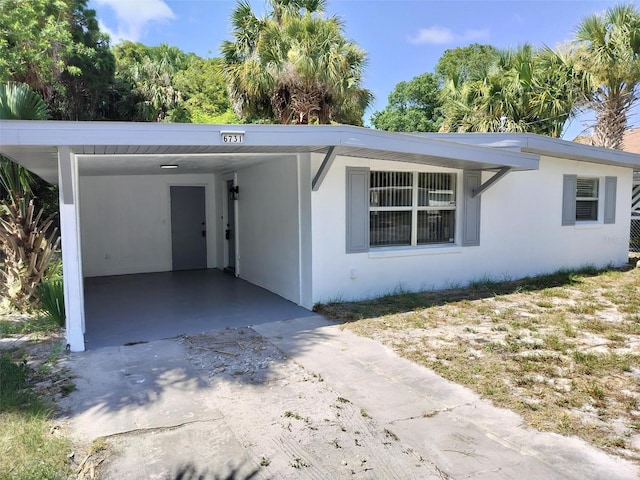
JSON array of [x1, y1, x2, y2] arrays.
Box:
[[576, 177, 599, 221]]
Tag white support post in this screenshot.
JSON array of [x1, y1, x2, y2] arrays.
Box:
[[58, 146, 85, 352]]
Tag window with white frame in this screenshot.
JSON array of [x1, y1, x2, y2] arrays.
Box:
[[369, 171, 456, 247], [576, 177, 599, 221]]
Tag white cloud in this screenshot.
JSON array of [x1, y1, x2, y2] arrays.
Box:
[[408, 26, 490, 45], [409, 26, 454, 45], [94, 0, 176, 43]]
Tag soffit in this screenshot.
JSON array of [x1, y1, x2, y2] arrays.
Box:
[[0, 121, 540, 184]]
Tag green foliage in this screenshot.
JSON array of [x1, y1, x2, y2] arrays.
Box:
[[37, 279, 65, 328], [113, 42, 192, 122], [371, 73, 443, 132], [573, 2, 640, 149], [0, 0, 78, 100], [173, 57, 240, 124], [0, 82, 49, 202], [434, 43, 499, 84], [439, 44, 583, 137], [0, 81, 50, 121], [0, 83, 59, 310], [0, 315, 60, 336], [0, 0, 112, 121], [0, 354, 71, 479], [54, 0, 116, 120], [221, 0, 372, 125], [0, 353, 37, 411]]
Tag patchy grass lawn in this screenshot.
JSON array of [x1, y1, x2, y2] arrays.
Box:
[[318, 261, 640, 464], [0, 316, 73, 480]]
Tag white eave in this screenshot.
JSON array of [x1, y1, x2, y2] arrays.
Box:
[[0, 121, 540, 184], [417, 132, 640, 170]]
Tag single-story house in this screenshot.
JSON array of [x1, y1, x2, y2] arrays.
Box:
[[1, 121, 639, 352]]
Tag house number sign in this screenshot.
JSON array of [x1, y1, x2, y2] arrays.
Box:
[[221, 131, 245, 143]]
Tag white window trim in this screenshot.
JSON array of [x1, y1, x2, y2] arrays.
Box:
[[368, 245, 463, 259]]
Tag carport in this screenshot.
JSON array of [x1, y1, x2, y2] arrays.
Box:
[[0, 121, 328, 352]]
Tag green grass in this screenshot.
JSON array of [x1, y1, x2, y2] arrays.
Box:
[[0, 353, 71, 480], [0, 316, 60, 337]]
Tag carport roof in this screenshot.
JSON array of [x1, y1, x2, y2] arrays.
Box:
[[0, 121, 540, 184]]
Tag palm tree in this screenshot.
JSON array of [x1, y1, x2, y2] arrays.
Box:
[[0, 82, 48, 197], [0, 82, 59, 309], [221, 0, 372, 125], [574, 3, 640, 149], [439, 45, 582, 137], [114, 43, 190, 122]]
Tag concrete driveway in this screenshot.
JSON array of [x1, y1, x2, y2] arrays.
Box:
[[59, 316, 637, 479]]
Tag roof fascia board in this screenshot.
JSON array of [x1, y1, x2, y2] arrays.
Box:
[[0, 120, 538, 171], [419, 132, 640, 169]]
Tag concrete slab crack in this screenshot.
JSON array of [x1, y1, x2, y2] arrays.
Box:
[[388, 403, 475, 424], [99, 416, 226, 439]]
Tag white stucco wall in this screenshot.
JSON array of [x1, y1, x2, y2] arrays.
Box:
[[79, 174, 217, 277], [311, 155, 633, 304], [234, 157, 301, 304]]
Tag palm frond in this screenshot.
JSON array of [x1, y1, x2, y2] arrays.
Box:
[[0, 82, 49, 121]]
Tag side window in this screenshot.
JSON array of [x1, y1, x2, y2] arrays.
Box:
[[576, 177, 599, 221], [562, 175, 617, 226]]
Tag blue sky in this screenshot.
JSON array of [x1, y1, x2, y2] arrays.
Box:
[[89, 0, 626, 138]]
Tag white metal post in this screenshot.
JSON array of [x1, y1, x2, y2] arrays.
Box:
[[57, 146, 85, 352]]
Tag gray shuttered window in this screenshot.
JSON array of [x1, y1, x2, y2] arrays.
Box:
[[604, 176, 617, 224], [561, 174, 577, 226], [346, 167, 370, 253], [462, 171, 481, 246]]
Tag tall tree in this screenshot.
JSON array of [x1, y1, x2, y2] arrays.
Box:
[[221, 0, 372, 125], [0, 0, 115, 119], [573, 3, 640, 149], [371, 73, 443, 132], [55, 0, 115, 120]]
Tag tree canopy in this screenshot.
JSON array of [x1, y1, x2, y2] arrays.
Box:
[[1, 0, 637, 147], [434, 43, 499, 84], [371, 73, 443, 132], [439, 44, 583, 137], [0, 0, 115, 120], [173, 57, 240, 124], [221, 0, 372, 125]]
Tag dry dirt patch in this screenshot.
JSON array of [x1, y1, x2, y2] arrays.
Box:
[[319, 265, 640, 464]]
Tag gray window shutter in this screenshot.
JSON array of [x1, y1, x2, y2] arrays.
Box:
[[462, 171, 481, 246], [346, 167, 370, 253], [562, 174, 577, 226], [604, 176, 617, 224]]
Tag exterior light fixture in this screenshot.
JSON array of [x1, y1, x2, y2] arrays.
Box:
[[160, 164, 178, 169], [229, 185, 239, 200]]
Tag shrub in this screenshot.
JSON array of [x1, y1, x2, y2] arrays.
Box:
[[37, 279, 65, 327]]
